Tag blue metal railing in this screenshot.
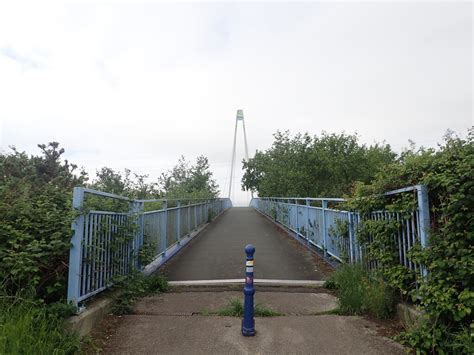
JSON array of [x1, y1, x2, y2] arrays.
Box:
[[67, 187, 232, 308], [250, 185, 429, 275]]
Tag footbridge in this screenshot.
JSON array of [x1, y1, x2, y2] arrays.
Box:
[[67, 185, 429, 308]]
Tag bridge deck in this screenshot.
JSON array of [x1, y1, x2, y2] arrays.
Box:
[[162, 207, 326, 281]]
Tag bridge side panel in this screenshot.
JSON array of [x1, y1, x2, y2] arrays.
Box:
[[68, 190, 232, 308]]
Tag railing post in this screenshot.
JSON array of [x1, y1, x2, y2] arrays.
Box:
[[242, 244, 256, 336], [286, 198, 290, 227], [357, 212, 363, 262], [132, 200, 145, 269], [176, 201, 181, 245], [305, 199, 310, 244], [161, 201, 168, 255], [67, 187, 85, 309], [194, 202, 197, 230], [295, 199, 299, 235], [187, 200, 191, 235], [201, 202, 204, 224], [416, 185, 430, 276], [322, 200, 328, 257], [348, 212, 355, 263]]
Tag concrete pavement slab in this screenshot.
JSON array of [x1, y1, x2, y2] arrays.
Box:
[[101, 314, 404, 354], [133, 291, 338, 316]]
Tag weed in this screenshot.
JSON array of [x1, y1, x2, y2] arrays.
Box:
[[332, 264, 367, 315], [215, 299, 282, 317], [111, 272, 168, 315], [365, 276, 396, 319], [329, 264, 396, 319], [216, 299, 244, 317], [254, 303, 283, 317]]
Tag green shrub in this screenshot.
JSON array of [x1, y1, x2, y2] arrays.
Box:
[[347, 129, 474, 352], [0, 143, 217, 304], [398, 320, 474, 354], [0, 143, 87, 301]]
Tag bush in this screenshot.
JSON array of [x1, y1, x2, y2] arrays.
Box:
[[347, 129, 474, 352], [0, 143, 87, 302]]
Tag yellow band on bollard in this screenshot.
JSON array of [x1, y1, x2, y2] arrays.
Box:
[[246, 260, 254, 266]]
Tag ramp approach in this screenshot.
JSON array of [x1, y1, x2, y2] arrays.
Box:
[[67, 184, 429, 308], [67, 186, 328, 308], [162, 207, 325, 281]]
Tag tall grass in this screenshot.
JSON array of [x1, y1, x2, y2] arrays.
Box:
[[326, 264, 396, 319], [0, 289, 81, 354]]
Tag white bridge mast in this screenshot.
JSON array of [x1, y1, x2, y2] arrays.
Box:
[[228, 109, 252, 199]]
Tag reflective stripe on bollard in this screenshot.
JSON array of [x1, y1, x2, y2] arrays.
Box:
[[242, 244, 256, 336]]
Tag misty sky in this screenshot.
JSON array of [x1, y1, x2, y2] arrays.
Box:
[[0, 1, 472, 205]]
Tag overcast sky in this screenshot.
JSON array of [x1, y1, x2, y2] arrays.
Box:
[[0, 1, 472, 205]]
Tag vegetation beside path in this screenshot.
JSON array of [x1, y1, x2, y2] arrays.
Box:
[[0, 142, 217, 354]]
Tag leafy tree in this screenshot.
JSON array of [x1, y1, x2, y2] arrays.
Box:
[[91, 167, 159, 199], [158, 155, 219, 199], [242, 131, 395, 197]]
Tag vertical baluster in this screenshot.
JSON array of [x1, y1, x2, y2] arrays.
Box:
[[305, 199, 310, 245], [97, 214, 103, 290], [81, 213, 90, 299], [106, 215, 112, 286], [194, 203, 197, 230], [410, 211, 417, 273], [176, 201, 181, 244], [406, 213, 413, 271], [86, 213, 94, 294], [348, 212, 354, 263], [322, 200, 328, 257]]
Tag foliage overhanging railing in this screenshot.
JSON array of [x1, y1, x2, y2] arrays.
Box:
[[250, 185, 430, 275], [67, 187, 232, 308]]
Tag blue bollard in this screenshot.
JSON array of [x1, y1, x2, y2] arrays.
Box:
[[242, 244, 256, 336]]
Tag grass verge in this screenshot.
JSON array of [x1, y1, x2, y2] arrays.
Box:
[[0, 289, 81, 354]]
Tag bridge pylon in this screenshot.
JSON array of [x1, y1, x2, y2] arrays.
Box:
[[229, 109, 252, 200]]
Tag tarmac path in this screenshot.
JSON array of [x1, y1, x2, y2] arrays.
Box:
[[162, 207, 326, 281]]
